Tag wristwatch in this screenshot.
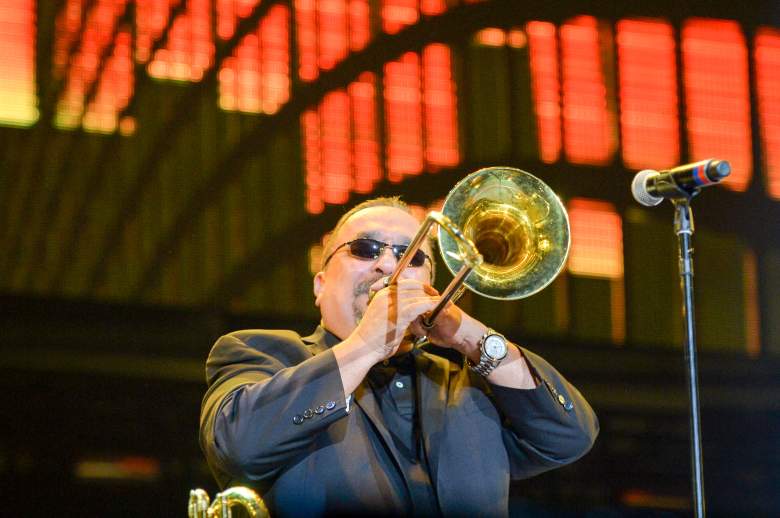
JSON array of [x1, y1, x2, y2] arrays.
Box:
[[467, 329, 509, 377]]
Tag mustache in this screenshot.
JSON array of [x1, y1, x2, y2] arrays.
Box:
[[354, 276, 385, 298]]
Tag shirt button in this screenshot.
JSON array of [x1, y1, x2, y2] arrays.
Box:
[[564, 401, 574, 411], [394, 381, 404, 389], [315, 405, 325, 414], [325, 400, 336, 410], [303, 408, 313, 419], [292, 415, 304, 425]]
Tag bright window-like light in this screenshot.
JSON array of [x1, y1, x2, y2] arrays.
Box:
[[568, 198, 623, 280], [755, 27, 780, 199], [560, 15, 617, 165], [0, 0, 38, 127], [682, 18, 752, 191], [616, 18, 679, 170]]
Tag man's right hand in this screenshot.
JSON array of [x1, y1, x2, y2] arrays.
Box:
[[352, 278, 440, 361]]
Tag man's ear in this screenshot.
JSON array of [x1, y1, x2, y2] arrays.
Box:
[[313, 271, 325, 307]]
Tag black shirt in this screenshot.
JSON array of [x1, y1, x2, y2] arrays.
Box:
[[367, 350, 442, 517]]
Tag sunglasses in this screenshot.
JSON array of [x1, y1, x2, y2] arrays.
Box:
[[323, 238, 431, 268]]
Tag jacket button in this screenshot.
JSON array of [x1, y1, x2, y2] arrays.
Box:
[[315, 405, 325, 414], [292, 414, 304, 425], [303, 408, 313, 419], [557, 394, 566, 405], [325, 400, 336, 410]]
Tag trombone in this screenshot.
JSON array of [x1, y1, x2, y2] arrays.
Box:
[[387, 166, 570, 329]]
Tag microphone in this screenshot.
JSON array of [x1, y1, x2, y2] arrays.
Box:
[[632, 159, 731, 206]]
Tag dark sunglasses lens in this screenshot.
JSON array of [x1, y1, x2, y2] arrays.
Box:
[[409, 250, 427, 267], [394, 245, 426, 267], [349, 239, 382, 260]]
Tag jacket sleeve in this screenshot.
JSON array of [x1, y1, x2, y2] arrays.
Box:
[[199, 331, 350, 488], [487, 346, 599, 480]]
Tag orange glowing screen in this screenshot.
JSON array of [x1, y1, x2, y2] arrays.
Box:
[[148, 0, 214, 82], [55, 0, 128, 130], [303, 72, 382, 214], [567, 198, 623, 280], [560, 16, 616, 165], [616, 18, 679, 170], [350, 72, 381, 193], [384, 51, 424, 181], [216, 0, 259, 40], [527, 21, 561, 163], [682, 18, 752, 191], [218, 5, 290, 114], [53, 0, 84, 76], [83, 29, 134, 133], [295, 0, 371, 82], [0, 0, 38, 127], [135, 0, 178, 64], [755, 27, 780, 200], [422, 44, 459, 170], [382, 0, 418, 35]]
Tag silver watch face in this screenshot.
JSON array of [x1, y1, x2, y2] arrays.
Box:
[[484, 334, 508, 360]]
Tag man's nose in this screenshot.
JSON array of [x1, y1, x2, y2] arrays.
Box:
[[373, 247, 398, 274]]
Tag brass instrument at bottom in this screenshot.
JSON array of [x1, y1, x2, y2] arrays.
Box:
[[188, 486, 269, 518]]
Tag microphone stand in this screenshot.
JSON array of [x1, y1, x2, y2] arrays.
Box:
[[671, 192, 706, 518]]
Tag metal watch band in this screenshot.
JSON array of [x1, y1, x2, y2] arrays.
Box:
[[466, 329, 506, 377]]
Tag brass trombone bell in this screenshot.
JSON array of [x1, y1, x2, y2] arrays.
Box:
[[188, 487, 269, 518], [388, 166, 570, 326]]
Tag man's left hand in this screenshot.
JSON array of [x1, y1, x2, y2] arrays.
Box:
[[408, 285, 486, 364]]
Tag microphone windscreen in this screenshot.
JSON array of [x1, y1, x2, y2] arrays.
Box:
[[632, 169, 663, 207]]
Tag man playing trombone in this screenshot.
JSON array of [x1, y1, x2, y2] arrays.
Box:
[[200, 194, 598, 517]]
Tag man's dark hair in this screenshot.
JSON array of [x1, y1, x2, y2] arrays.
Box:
[[320, 196, 436, 282]]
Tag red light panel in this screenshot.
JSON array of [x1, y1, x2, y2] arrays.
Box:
[[219, 6, 289, 115], [260, 5, 290, 114], [348, 0, 371, 52], [320, 90, 353, 205], [0, 0, 38, 127], [216, 0, 259, 40], [616, 18, 680, 170], [53, 0, 85, 76], [83, 29, 134, 133], [55, 0, 128, 129], [349, 72, 380, 193], [318, 0, 349, 71], [420, 0, 446, 16], [422, 44, 459, 169], [135, 0, 178, 64], [384, 51, 424, 181], [295, 0, 318, 81], [474, 28, 506, 47], [382, 0, 418, 35], [148, 0, 214, 82], [568, 197, 623, 280], [296, 0, 371, 82], [560, 15, 617, 165], [302, 109, 324, 213], [527, 21, 561, 163], [755, 27, 780, 199], [682, 18, 752, 191]]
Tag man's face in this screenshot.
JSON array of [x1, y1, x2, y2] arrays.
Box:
[[313, 206, 434, 340]]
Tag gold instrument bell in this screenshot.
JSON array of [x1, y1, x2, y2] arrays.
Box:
[[188, 487, 269, 518], [387, 166, 570, 329], [437, 166, 570, 300]]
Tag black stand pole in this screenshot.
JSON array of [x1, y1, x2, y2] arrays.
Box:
[[672, 198, 705, 518]]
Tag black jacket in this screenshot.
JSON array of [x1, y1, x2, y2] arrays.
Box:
[[200, 326, 598, 517]]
